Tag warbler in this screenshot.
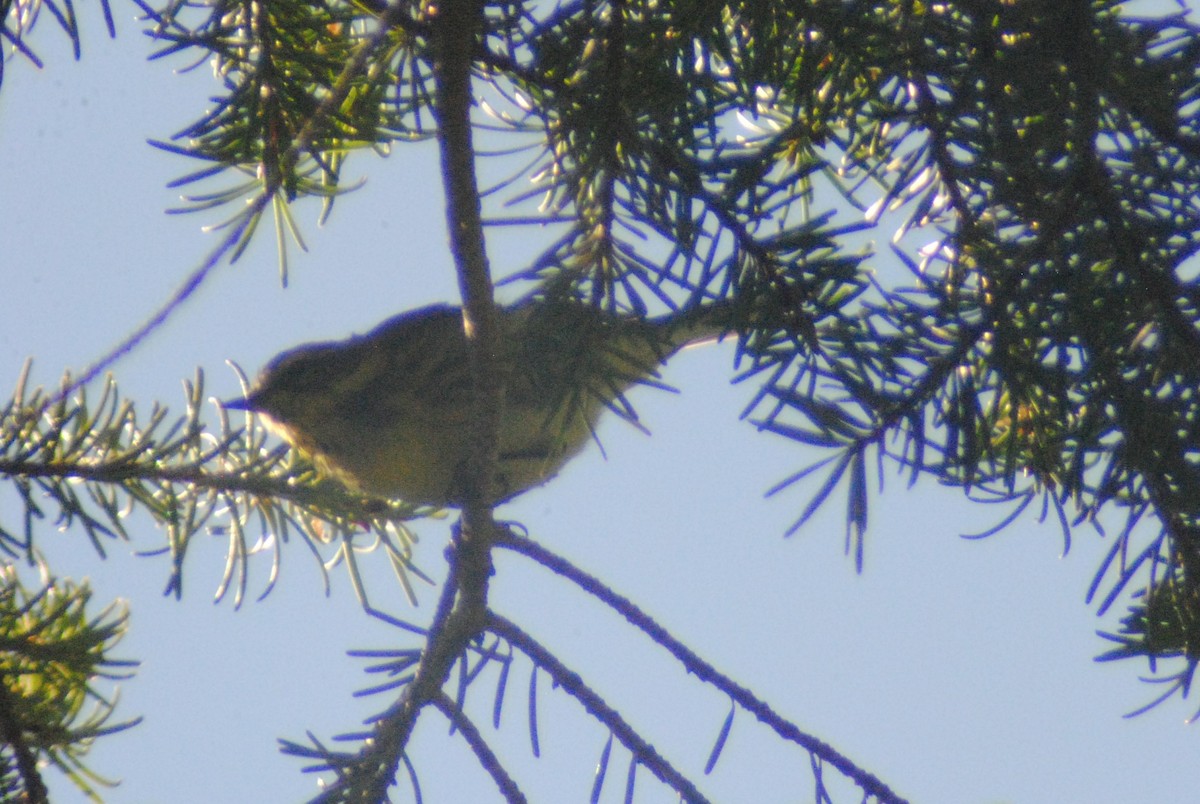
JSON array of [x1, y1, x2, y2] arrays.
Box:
[[226, 299, 731, 506]]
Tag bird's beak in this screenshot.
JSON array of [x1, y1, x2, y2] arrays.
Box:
[[222, 396, 257, 412]]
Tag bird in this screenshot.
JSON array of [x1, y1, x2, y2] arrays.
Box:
[[225, 298, 732, 506]]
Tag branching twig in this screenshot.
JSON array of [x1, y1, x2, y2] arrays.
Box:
[[495, 530, 910, 804], [315, 1, 508, 797], [0, 682, 47, 804], [488, 611, 712, 804], [433, 691, 527, 803]]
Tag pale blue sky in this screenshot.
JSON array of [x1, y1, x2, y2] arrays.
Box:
[[2, 3, 1197, 802]]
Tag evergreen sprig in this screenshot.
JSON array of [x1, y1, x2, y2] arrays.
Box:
[[7, 0, 1200, 799], [0, 364, 431, 608], [0, 0, 117, 86], [0, 565, 137, 802]]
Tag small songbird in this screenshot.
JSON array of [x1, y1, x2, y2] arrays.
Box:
[[226, 299, 731, 506]]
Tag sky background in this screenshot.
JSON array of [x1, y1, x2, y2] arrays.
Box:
[[2, 3, 1198, 802]]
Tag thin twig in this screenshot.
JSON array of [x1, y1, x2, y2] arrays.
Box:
[[496, 530, 909, 804], [433, 691, 527, 803], [489, 611, 713, 804]]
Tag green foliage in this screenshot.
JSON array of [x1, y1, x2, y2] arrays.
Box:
[[139, 0, 439, 276], [0, 364, 431, 606], [6, 0, 1200, 800], [0, 564, 137, 801]]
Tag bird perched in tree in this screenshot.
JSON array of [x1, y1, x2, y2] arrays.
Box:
[[226, 299, 732, 506]]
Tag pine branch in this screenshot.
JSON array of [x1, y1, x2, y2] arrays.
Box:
[[496, 529, 910, 804], [1, 370, 428, 605], [488, 612, 712, 804], [432, 692, 526, 803], [0, 567, 139, 801]]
